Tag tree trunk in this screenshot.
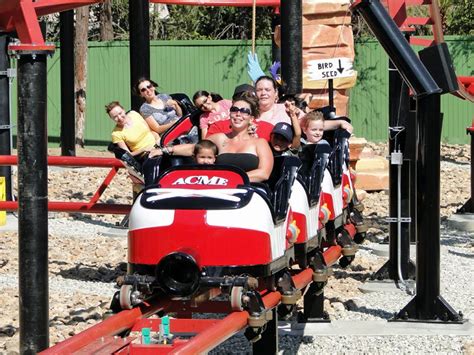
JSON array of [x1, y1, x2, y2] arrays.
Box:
[[74, 6, 89, 148], [100, 0, 114, 41]]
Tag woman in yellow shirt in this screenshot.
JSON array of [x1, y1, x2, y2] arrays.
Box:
[[106, 101, 160, 161]]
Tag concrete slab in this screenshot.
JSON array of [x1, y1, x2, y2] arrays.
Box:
[[278, 319, 474, 336], [0, 213, 18, 232], [358, 279, 416, 294], [447, 213, 474, 232], [364, 243, 416, 257]]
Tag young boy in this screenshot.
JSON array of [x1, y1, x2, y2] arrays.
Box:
[[270, 122, 299, 156], [193, 139, 218, 165]]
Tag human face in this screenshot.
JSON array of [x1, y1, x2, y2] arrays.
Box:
[[304, 119, 324, 143], [194, 95, 213, 112], [229, 100, 252, 129], [138, 81, 155, 101], [256, 79, 278, 108], [270, 133, 291, 152], [108, 106, 127, 127], [195, 148, 216, 164]]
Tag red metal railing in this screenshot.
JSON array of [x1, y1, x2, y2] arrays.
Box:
[[0, 155, 132, 215]]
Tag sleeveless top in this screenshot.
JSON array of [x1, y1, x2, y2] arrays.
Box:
[[216, 153, 259, 172]]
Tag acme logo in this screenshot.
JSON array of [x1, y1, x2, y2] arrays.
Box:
[[172, 176, 229, 186]]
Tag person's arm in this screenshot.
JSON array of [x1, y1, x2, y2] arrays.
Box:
[[145, 115, 177, 135], [324, 119, 353, 134], [247, 139, 274, 182], [285, 101, 302, 149], [117, 141, 153, 157], [151, 131, 160, 144], [148, 143, 195, 158], [167, 99, 183, 117]]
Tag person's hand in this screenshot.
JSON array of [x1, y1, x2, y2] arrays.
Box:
[[247, 51, 266, 82], [285, 101, 299, 117], [149, 148, 163, 158]]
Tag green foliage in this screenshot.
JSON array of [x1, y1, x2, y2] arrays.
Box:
[[440, 0, 474, 35], [154, 5, 273, 40]]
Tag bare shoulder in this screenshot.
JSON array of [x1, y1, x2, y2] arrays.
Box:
[[207, 133, 226, 145]]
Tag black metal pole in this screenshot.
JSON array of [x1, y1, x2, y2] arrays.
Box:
[[129, 0, 150, 111], [353, 0, 461, 323], [280, 0, 302, 94], [60, 10, 76, 156], [395, 94, 462, 322], [0, 33, 12, 200], [373, 58, 415, 281], [328, 79, 334, 109], [353, 0, 439, 97], [18, 51, 50, 353]]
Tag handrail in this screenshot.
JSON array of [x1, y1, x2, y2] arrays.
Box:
[[0, 155, 133, 215]]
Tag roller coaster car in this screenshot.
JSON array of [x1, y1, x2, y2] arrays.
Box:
[[114, 158, 302, 311]]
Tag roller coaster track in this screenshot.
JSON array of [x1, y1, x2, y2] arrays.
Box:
[[384, 0, 474, 101], [39, 267, 321, 354]]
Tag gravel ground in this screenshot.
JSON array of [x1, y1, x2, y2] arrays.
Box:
[[0, 144, 473, 354]]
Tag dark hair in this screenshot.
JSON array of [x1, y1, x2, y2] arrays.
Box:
[[134, 78, 159, 96], [232, 93, 260, 117], [105, 101, 123, 114], [278, 94, 308, 111], [192, 90, 223, 105], [232, 84, 256, 101], [193, 139, 218, 156], [255, 75, 278, 91]]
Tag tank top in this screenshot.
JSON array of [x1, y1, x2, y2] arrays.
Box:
[[216, 153, 259, 172]]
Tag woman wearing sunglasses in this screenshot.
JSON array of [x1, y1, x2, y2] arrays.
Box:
[[192, 90, 231, 139], [135, 78, 183, 135], [149, 95, 273, 183]]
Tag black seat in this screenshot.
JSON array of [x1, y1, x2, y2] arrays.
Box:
[[327, 129, 351, 186], [299, 141, 332, 206], [170, 93, 198, 116], [266, 156, 301, 223]]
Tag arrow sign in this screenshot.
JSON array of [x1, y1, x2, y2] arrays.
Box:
[[337, 59, 344, 74], [306, 57, 354, 81]]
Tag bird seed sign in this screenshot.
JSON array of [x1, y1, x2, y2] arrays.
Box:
[[307, 57, 355, 81]]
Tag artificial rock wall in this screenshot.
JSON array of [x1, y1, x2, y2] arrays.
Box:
[[302, 0, 356, 116]]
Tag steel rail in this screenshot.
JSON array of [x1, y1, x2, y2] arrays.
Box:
[[0, 155, 125, 168], [40, 298, 170, 354], [0, 155, 133, 214], [40, 266, 316, 354], [0, 200, 131, 214]]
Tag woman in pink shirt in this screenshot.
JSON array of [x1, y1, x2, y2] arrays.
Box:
[[193, 90, 232, 138], [255, 76, 292, 126]]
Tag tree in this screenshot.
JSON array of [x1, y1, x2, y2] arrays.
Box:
[[74, 6, 89, 148], [100, 0, 114, 41]]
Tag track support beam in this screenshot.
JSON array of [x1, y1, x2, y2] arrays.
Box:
[[17, 49, 52, 354]]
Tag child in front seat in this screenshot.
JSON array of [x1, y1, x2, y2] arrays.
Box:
[[193, 140, 218, 165], [300, 111, 353, 145]]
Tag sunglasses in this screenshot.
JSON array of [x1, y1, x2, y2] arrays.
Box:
[[230, 106, 252, 116], [140, 84, 153, 93]]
